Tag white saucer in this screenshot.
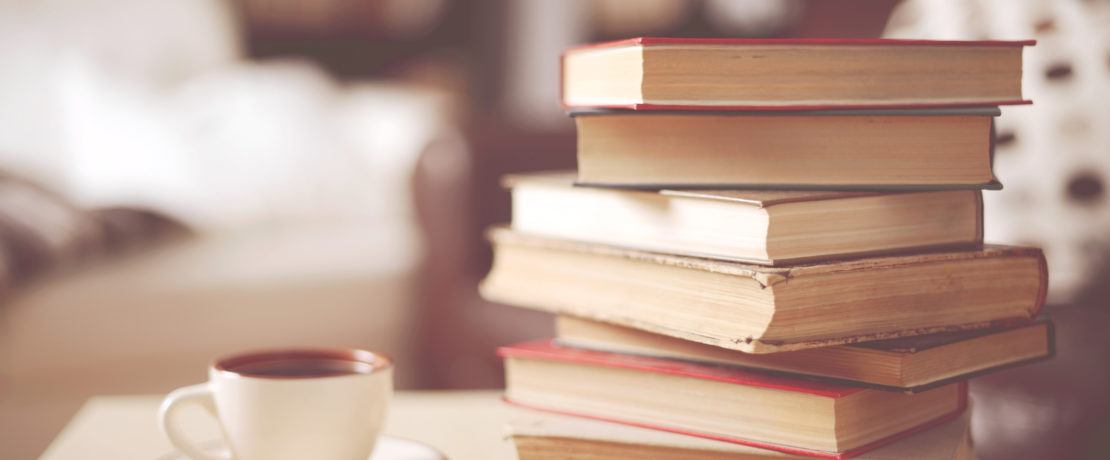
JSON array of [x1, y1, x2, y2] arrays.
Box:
[[156, 435, 447, 460]]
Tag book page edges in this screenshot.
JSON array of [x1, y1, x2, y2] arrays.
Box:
[[504, 171, 907, 208], [747, 317, 1043, 353], [498, 339, 863, 397], [506, 409, 972, 459], [488, 226, 1044, 283], [554, 320, 1053, 393], [502, 396, 968, 460]]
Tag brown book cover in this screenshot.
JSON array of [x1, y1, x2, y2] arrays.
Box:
[[569, 107, 1002, 189], [481, 227, 1047, 353], [556, 315, 1055, 392], [562, 37, 1032, 110]]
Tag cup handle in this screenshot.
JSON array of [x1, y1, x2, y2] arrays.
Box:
[[158, 383, 232, 460]]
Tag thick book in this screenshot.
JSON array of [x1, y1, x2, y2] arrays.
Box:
[[507, 409, 973, 460], [508, 172, 983, 265], [562, 37, 1032, 110], [480, 228, 1047, 353], [500, 340, 968, 459], [572, 107, 1002, 189], [557, 315, 1054, 392]]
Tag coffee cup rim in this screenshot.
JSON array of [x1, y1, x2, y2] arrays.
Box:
[[213, 347, 392, 380]]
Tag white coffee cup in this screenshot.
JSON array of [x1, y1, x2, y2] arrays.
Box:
[[159, 348, 393, 460]]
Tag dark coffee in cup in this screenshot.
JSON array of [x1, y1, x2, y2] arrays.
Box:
[[229, 358, 371, 378], [215, 349, 390, 379]]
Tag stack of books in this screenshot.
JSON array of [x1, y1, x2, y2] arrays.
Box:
[[482, 38, 1050, 460]]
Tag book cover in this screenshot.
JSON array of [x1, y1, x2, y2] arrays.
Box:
[[556, 315, 1055, 393], [507, 171, 985, 264], [561, 37, 1034, 110], [500, 340, 968, 459], [482, 227, 1048, 353], [569, 107, 1002, 189]]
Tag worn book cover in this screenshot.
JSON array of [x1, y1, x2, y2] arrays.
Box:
[[481, 227, 1047, 353], [500, 340, 968, 459], [562, 37, 1033, 110]]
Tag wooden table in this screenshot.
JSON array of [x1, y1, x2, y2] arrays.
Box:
[[40, 390, 515, 460]]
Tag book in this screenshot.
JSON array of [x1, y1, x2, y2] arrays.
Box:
[[480, 228, 1047, 353], [556, 315, 1054, 392], [508, 172, 983, 264], [572, 107, 1001, 188], [562, 37, 1031, 109], [507, 408, 973, 460], [500, 340, 967, 458]]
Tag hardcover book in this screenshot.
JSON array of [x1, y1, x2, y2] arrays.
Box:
[[508, 172, 983, 264], [508, 409, 974, 460], [562, 37, 1031, 109], [556, 315, 1054, 392], [500, 340, 967, 459], [480, 228, 1047, 353], [570, 108, 1002, 188]]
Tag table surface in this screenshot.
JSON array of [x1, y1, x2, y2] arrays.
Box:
[[40, 390, 516, 460]]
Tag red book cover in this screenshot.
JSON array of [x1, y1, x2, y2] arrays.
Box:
[[560, 37, 1034, 111], [566, 37, 1037, 52], [500, 340, 969, 460]]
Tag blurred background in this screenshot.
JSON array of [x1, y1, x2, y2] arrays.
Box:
[[0, 0, 1107, 458]]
